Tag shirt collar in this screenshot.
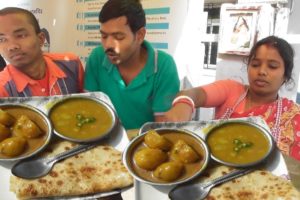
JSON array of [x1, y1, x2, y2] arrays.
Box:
[[6, 65, 34, 92], [8, 55, 66, 93], [43, 54, 66, 79]]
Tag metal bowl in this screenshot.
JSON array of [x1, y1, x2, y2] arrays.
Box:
[[48, 96, 116, 143], [122, 128, 210, 186], [0, 104, 52, 162], [205, 120, 274, 167]]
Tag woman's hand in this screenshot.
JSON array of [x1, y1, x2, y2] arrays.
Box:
[[163, 103, 194, 122]]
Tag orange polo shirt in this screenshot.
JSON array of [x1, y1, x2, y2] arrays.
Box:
[[0, 53, 84, 97]]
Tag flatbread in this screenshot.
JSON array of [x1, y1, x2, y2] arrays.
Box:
[[10, 140, 133, 199], [196, 165, 300, 200]]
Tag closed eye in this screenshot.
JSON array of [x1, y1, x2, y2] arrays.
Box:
[[16, 33, 28, 39], [100, 33, 108, 39], [0, 37, 7, 43], [113, 33, 125, 40], [268, 61, 280, 69], [250, 60, 260, 67]]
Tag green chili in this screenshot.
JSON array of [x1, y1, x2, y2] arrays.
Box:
[[75, 114, 96, 128]]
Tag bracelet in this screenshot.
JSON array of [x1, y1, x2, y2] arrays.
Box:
[[172, 95, 195, 113]]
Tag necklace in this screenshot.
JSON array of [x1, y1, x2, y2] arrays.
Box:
[[220, 89, 282, 143]]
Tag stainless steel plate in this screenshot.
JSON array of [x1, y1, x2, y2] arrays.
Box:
[[205, 120, 274, 167], [48, 96, 117, 143]]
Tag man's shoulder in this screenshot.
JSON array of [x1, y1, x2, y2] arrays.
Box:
[[150, 49, 175, 69], [0, 66, 12, 85], [143, 40, 174, 62], [44, 53, 80, 62], [86, 46, 107, 68], [156, 49, 171, 56]]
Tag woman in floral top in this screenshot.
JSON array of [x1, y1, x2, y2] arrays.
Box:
[[165, 36, 300, 161]]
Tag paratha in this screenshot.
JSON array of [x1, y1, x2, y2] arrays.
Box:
[[10, 140, 133, 199], [197, 165, 300, 200]]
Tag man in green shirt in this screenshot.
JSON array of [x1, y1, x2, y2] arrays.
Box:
[[84, 0, 180, 129]]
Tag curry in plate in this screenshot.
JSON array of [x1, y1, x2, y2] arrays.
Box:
[[49, 97, 115, 142], [124, 129, 209, 185], [0, 105, 50, 160], [207, 121, 272, 166]]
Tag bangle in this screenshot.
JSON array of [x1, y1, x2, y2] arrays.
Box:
[[172, 95, 195, 113]]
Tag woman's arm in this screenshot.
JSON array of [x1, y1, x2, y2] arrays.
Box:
[[163, 86, 207, 122]]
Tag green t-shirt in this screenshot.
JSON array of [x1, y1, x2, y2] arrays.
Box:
[[84, 41, 180, 129]]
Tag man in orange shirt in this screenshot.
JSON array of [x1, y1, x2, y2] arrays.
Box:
[[0, 7, 84, 97]]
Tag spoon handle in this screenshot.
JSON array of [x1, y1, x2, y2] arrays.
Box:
[[48, 143, 98, 164], [206, 168, 253, 188]]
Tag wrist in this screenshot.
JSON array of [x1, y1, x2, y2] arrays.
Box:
[[172, 95, 195, 113]]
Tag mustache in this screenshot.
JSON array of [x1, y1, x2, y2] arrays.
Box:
[[105, 48, 117, 55]]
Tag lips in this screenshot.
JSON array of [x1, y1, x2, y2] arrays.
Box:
[[10, 52, 25, 60], [106, 52, 119, 61], [254, 79, 268, 87]]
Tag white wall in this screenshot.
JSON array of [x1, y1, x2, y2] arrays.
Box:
[[285, 0, 300, 100], [287, 0, 300, 34], [174, 0, 206, 88]]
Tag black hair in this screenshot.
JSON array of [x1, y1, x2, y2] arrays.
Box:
[[247, 36, 294, 84], [0, 7, 41, 34], [99, 0, 146, 33]]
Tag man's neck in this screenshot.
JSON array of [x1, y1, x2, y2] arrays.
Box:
[[20, 57, 47, 80], [118, 46, 147, 85], [119, 46, 146, 69]]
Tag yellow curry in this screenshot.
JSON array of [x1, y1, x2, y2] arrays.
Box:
[[50, 98, 113, 140], [207, 122, 270, 165]]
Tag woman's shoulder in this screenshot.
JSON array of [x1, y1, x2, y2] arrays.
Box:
[[212, 79, 246, 91], [279, 98, 300, 119], [281, 97, 300, 109], [202, 79, 246, 101]]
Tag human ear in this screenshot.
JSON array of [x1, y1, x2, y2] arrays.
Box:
[[37, 32, 46, 47], [136, 27, 146, 44]]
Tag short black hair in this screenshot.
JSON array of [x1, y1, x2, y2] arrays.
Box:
[[99, 0, 146, 33], [247, 36, 294, 83], [0, 7, 41, 34]]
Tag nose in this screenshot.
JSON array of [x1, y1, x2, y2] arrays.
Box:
[[6, 40, 20, 52], [102, 36, 115, 50], [258, 65, 267, 76], [101, 36, 112, 49]]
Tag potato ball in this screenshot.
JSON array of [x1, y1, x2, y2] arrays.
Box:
[[0, 137, 27, 157], [12, 115, 43, 138], [154, 161, 184, 182], [144, 130, 172, 151], [134, 148, 167, 170], [170, 139, 199, 164]]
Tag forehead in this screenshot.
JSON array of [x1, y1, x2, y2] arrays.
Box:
[[0, 13, 34, 34], [100, 16, 131, 33], [253, 45, 283, 61]]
